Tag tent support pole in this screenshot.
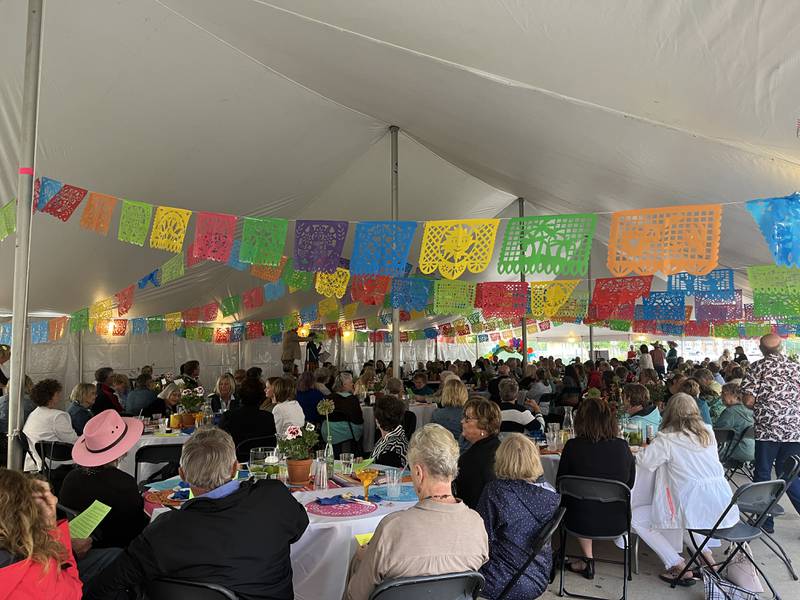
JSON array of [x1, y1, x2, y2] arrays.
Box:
[[390, 125, 401, 378], [588, 254, 595, 362], [518, 198, 528, 367], [7, 0, 43, 469]]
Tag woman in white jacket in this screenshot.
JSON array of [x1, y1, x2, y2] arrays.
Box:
[[632, 393, 738, 586]]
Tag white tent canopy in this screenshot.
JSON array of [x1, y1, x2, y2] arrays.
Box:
[[2, 1, 797, 370]]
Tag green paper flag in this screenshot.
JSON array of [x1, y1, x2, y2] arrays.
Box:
[[68, 500, 111, 539], [263, 319, 283, 336], [70, 308, 90, 333], [608, 319, 631, 332], [117, 200, 153, 246], [282, 258, 314, 293], [753, 289, 800, 319], [0, 199, 16, 241], [433, 280, 477, 315], [220, 295, 241, 318], [199, 326, 214, 342], [743, 322, 772, 338], [161, 253, 185, 284], [239, 217, 288, 265], [713, 323, 740, 339], [148, 315, 165, 333]]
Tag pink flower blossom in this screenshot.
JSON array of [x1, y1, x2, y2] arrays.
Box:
[[285, 425, 302, 440]]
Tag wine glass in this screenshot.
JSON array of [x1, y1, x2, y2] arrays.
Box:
[[355, 468, 379, 501]]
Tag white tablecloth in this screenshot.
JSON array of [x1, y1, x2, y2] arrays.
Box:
[[119, 433, 190, 482], [361, 403, 437, 451], [290, 485, 415, 600]]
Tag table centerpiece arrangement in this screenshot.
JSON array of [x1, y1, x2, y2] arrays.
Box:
[[178, 385, 206, 428], [278, 423, 320, 484]]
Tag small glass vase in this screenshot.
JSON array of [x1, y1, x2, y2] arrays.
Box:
[[324, 418, 335, 476]]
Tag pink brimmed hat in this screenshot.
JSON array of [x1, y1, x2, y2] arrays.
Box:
[[72, 409, 144, 467]]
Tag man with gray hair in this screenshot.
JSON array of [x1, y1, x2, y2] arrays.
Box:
[[86, 428, 308, 600], [741, 333, 800, 533]]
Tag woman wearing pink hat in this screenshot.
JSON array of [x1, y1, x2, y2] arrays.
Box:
[[59, 410, 148, 549]]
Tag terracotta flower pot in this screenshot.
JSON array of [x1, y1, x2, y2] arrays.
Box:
[[180, 412, 198, 429], [286, 458, 313, 485]]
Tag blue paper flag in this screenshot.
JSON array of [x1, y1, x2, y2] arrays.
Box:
[[478, 333, 489, 342], [230, 323, 245, 342], [641, 292, 686, 321], [263, 280, 287, 302], [747, 193, 800, 268], [667, 269, 735, 299], [659, 323, 684, 336], [226, 239, 249, 272], [0, 323, 11, 345], [350, 221, 418, 276], [31, 321, 48, 344], [270, 333, 282, 343], [390, 278, 432, 311], [131, 318, 148, 335], [300, 305, 318, 324], [138, 269, 161, 290], [424, 327, 439, 339], [38, 177, 62, 211]]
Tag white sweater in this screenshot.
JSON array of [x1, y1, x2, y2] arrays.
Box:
[[272, 400, 306, 437], [22, 406, 78, 471]]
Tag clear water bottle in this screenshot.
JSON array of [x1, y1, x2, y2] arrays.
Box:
[[562, 406, 574, 436], [324, 440, 335, 480]]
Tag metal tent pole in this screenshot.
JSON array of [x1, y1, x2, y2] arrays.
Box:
[[7, 0, 43, 469], [390, 126, 401, 378], [518, 198, 528, 367], [588, 251, 595, 362]]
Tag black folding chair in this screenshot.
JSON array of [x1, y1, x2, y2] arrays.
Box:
[[712, 428, 735, 460], [738, 455, 800, 581], [724, 425, 755, 486], [675, 479, 786, 599], [496, 507, 566, 600], [368, 571, 485, 600], [557, 476, 633, 600], [145, 577, 237, 599], [35, 440, 74, 493], [235, 435, 277, 463], [134, 444, 183, 485]]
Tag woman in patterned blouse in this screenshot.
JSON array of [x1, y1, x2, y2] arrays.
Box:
[[370, 395, 408, 468]]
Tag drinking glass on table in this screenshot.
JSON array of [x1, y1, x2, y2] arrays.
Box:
[[152, 413, 162, 423], [340, 453, 354, 475], [249, 447, 269, 480], [546, 431, 559, 452], [355, 467, 379, 502], [264, 447, 280, 478], [384, 467, 402, 499]]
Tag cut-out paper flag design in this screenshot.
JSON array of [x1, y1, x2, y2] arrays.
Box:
[[713, 323, 741, 339], [160, 253, 185, 285], [590, 276, 653, 321], [282, 258, 314, 293], [641, 291, 686, 321], [743, 322, 772, 338], [240, 217, 287, 266], [182, 307, 202, 326], [747, 265, 800, 294], [31, 321, 49, 344], [695, 290, 743, 322], [80, 193, 117, 236], [746, 193, 800, 268], [202, 302, 219, 322], [246, 321, 263, 339], [608, 319, 631, 332], [165, 312, 183, 332], [318, 297, 340, 321], [315, 267, 350, 299], [753, 289, 800, 319], [553, 290, 590, 322], [294, 220, 348, 273], [263, 280, 287, 302], [250, 256, 287, 282], [42, 184, 87, 221], [475, 281, 529, 318], [242, 287, 264, 311], [138, 269, 160, 290], [433, 280, 477, 314], [607, 204, 721, 276], [185, 239, 204, 268], [231, 323, 245, 343], [148, 316, 165, 333], [530, 280, 581, 318], [226, 240, 249, 272], [497, 214, 596, 276], [112, 319, 128, 337], [0, 200, 16, 241], [0, 323, 10, 345], [350, 221, 417, 276], [214, 328, 231, 344], [37, 177, 62, 212], [684, 321, 711, 337], [115, 285, 135, 317], [220, 295, 241, 318], [351, 275, 392, 306], [48, 317, 68, 341], [300, 305, 318, 324], [118, 200, 153, 247], [70, 308, 89, 333], [390, 278, 432, 312], [667, 269, 735, 299], [131, 318, 147, 335], [149, 206, 192, 253], [263, 318, 283, 336], [193, 212, 237, 263], [342, 302, 359, 321], [419, 219, 500, 280]]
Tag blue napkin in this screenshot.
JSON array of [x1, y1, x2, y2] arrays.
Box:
[[316, 494, 382, 505], [170, 489, 190, 500]]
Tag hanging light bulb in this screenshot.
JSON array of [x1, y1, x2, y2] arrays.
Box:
[[298, 324, 311, 338], [342, 329, 354, 340], [106, 321, 115, 336]]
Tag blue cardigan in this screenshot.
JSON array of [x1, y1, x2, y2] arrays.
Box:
[[476, 478, 560, 600]]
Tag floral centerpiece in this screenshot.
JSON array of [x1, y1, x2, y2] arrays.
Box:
[[278, 424, 320, 484], [178, 385, 205, 428]]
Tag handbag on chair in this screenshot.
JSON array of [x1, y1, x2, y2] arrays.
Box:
[[701, 567, 760, 600]]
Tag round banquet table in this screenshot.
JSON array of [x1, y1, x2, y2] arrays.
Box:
[[119, 432, 190, 483], [361, 403, 437, 451], [290, 484, 416, 600]]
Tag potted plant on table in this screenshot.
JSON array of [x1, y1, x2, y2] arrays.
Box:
[[278, 423, 320, 484], [178, 386, 206, 428]]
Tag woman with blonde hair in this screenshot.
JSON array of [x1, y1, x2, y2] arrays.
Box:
[[209, 373, 237, 413], [67, 383, 96, 435], [271, 377, 305, 435], [354, 366, 376, 397], [0, 470, 82, 598], [431, 378, 468, 440], [633, 393, 738, 586], [477, 434, 560, 600]]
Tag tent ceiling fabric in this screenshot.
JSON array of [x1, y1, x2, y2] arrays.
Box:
[[1, 0, 796, 320]]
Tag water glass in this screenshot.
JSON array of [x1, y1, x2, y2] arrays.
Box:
[[340, 453, 354, 475], [152, 413, 162, 422], [385, 467, 402, 499], [546, 431, 559, 451], [250, 447, 269, 480], [314, 458, 328, 490], [158, 418, 168, 434]]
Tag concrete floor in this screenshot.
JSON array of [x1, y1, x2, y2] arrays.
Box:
[[541, 489, 800, 599]]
